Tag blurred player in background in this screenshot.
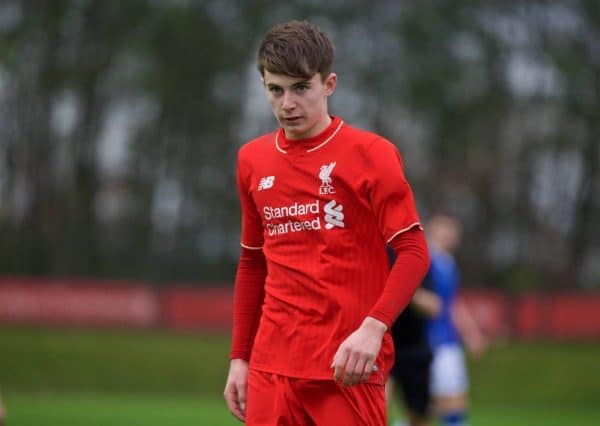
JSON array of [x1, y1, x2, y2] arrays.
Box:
[[426, 214, 487, 426], [224, 19, 430, 425], [386, 243, 441, 426]]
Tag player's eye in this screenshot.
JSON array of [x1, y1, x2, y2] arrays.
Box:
[[268, 86, 283, 95], [295, 84, 309, 93]]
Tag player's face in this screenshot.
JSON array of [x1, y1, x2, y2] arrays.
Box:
[[262, 70, 337, 140], [432, 219, 462, 253]]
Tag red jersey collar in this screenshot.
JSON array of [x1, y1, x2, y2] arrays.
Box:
[[275, 116, 344, 154]]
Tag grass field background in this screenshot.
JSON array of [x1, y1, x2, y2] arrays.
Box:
[[1, 326, 599, 425]]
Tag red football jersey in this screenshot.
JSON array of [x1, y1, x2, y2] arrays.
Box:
[[235, 116, 422, 384]]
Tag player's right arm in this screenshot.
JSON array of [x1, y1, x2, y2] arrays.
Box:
[[224, 246, 266, 421], [224, 151, 267, 421], [224, 358, 250, 422], [410, 275, 441, 318]]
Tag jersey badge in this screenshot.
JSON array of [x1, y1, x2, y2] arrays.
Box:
[[319, 161, 336, 195]]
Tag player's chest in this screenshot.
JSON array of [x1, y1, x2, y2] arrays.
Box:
[[248, 154, 368, 233], [249, 154, 362, 205]]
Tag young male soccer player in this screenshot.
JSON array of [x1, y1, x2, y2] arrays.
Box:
[[223, 20, 430, 425], [426, 214, 487, 426]]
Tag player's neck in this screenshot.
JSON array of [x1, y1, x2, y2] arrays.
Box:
[[285, 114, 332, 141]]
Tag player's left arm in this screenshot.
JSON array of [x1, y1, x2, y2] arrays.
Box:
[[332, 227, 429, 386], [453, 298, 488, 356], [332, 138, 429, 386]]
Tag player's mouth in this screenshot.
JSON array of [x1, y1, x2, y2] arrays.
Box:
[[281, 116, 302, 124]]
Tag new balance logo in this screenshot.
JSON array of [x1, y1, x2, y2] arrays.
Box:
[[324, 200, 344, 229], [257, 176, 275, 191]]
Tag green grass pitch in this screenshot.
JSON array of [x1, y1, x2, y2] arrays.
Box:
[[1, 326, 599, 425]]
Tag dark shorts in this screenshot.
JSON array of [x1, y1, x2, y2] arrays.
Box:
[[390, 350, 432, 417]]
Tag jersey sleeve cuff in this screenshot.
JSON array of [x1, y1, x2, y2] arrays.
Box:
[[229, 351, 250, 361], [366, 311, 393, 329], [240, 242, 263, 250]]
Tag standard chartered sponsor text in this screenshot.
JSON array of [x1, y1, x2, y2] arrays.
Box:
[[266, 218, 322, 236], [263, 201, 319, 220], [264, 200, 321, 236]]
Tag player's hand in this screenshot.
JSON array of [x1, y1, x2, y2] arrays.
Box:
[[223, 358, 249, 422], [331, 316, 387, 386], [467, 335, 488, 358]]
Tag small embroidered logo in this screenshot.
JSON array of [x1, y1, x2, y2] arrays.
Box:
[[319, 162, 336, 195], [257, 176, 275, 191], [324, 200, 344, 229]]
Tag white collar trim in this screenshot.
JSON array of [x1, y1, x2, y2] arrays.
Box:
[[275, 120, 344, 154]]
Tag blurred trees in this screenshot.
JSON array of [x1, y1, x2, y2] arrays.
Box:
[[0, 0, 597, 289]]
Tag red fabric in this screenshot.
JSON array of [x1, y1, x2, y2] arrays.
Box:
[[233, 116, 424, 382], [246, 369, 386, 426], [369, 227, 430, 327], [230, 248, 266, 360]]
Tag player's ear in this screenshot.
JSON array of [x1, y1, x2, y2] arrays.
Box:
[[324, 73, 337, 96]]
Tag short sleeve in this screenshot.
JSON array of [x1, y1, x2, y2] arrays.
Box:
[[366, 138, 422, 242], [237, 150, 264, 249]]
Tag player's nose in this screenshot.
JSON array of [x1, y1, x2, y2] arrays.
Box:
[[281, 91, 296, 110]]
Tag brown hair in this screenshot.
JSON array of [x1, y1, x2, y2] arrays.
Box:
[[257, 20, 335, 81]]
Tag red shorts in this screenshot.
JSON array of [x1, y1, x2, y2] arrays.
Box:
[[246, 368, 386, 426]]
